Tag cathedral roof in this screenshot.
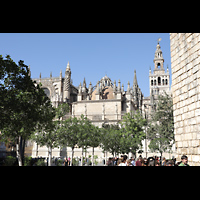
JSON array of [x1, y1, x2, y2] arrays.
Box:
[[91, 86, 114, 100]]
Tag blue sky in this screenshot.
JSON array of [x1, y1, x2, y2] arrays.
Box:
[[0, 33, 171, 97]]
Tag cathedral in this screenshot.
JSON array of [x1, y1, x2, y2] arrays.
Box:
[[33, 40, 170, 126], [0, 40, 175, 160]]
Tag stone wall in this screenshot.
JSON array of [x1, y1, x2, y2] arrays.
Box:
[[170, 33, 200, 165]]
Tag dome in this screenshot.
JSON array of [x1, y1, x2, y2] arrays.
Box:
[[91, 86, 114, 100], [100, 75, 112, 87]]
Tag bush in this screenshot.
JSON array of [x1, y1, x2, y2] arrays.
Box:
[[24, 156, 32, 166], [35, 159, 46, 166], [5, 156, 16, 166], [56, 159, 63, 166]]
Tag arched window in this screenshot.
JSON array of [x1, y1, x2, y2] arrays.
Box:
[[166, 79, 168, 85], [162, 79, 164, 85], [157, 63, 160, 68], [151, 80, 153, 86], [158, 77, 161, 86], [154, 80, 156, 86]]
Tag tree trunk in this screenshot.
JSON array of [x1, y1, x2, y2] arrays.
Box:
[[20, 137, 25, 163], [71, 147, 74, 166], [92, 147, 94, 166], [105, 151, 107, 166], [16, 136, 23, 166], [48, 146, 52, 166], [81, 147, 84, 166]]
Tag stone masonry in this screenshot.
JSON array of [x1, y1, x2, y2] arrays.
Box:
[[170, 33, 200, 166]]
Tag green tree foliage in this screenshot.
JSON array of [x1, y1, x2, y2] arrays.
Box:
[[32, 103, 69, 166], [57, 116, 79, 165], [101, 124, 121, 157], [0, 55, 55, 166], [147, 92, 174, 157], [120, 111, 147, 157]]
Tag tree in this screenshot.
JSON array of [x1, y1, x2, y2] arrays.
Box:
[[32, 103, 69, 166], [120, 111, 147, 158], [0, 55, 54, 166], [57, 116, 79, 166], [147, 92, 174, 158], [77, 115, 93, 166], [101, 124, 121, 157], [87, 125, 101, 166]]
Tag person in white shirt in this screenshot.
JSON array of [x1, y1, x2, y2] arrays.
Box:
[[118, 157, 126, 166]]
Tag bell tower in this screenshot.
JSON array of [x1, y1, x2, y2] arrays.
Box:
[[149, 38, 170, 97]]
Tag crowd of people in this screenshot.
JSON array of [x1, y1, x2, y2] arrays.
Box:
[[106, 155, 189, 166]]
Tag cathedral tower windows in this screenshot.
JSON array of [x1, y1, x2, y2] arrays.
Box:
[[149, 38, 170, 96]]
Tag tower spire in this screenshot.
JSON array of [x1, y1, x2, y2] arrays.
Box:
[[133, 70, 138, 87], [153, 38, 164, 70], [66, 61, 70, 70]]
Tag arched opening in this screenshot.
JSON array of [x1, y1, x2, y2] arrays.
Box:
[[158, 77, 161, 86], [151, 80, 153, 86], [166, 79, 168, 85], [154, 80, 156, 86], [42, 87, 50, 97], [162, 79, 164, 85], [157, 63, 160, 68]]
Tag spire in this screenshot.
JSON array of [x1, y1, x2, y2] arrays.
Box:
[[78, 82, 82, 94], [127, 81, 130, 93], [133, 70, 138, 87], [96, 81, 100, 95], [153, 38, 164, 70], [60, 69, 62, 79], [113, 80, 116, 93], [83, 77, 86, 86], [117, 79, 121, 93], [82, 77, 86, 93], [88, 82, 92, 94], [66, 61, 70, 71]]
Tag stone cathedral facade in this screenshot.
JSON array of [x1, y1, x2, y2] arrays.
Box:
[[0, 40, 176, 160]]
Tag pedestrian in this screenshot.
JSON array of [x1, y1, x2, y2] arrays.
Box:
[[107, 157, 113, 166], [155, 160, 160, 166], [136, 157, 142, 166], [118, 157, 126, 166], [117, 158, 123, 166], [68, 157, 71, 166], [127, 159, 132, 166], [166, 160, 173, 166], [161, 157, 167, 166], [64, 157, 68, 166], [178, 155, 189, 166], [143, 158, 148, 166], [131, 157, 135, 166]]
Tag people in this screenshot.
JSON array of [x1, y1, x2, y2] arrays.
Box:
[[118, 157, 126, 166], [64, 157, 69, 166], [161, 157, 167, 166], [102, 154, 190, 166], [136, 157, 142, 166], [178, 155, 189, 166]]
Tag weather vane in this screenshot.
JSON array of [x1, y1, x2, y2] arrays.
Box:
[[157, 38, 162, 44]]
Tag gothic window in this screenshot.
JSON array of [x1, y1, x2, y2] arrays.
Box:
[[158, 77, 161, 86], [151, 80, 153, 86], [154, 79, 156, 86], [166, 79, 168, 85]]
